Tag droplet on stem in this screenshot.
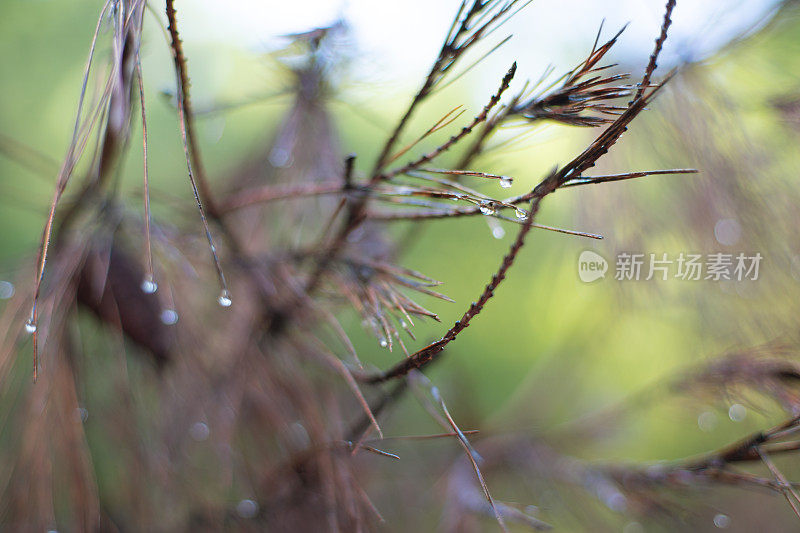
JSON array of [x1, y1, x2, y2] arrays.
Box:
[[140, 276, 158, 294], [479, 201, 496, 216], [217, 290, 232, 307], [515, 208, 528, 221], [713, 513, 730, 529], [189, 421, 210, 441], [236, 499, 259, 519], [379, 337, 388, 348], [499, 176, 513, 189], [160, 309, 179, 325], [25, 318, 37, 334]]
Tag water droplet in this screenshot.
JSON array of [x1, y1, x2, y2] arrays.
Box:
[[160, 309, 179, 325], [728, 403, 746, 422], [499, 176, 513, 189], [451, 193, 463, 201], [515, 208, 528, 221], [713, 513, 730, 528], [0, 280, 14, 299], [697, 411, 717, 432], [24, 319, 36, 334], [400, 320, 407, 329], [479, 201, 495, 216], [217, 290, 232, 307], [492, 226, 505, 239], [140, 277, 158, 294], [189, 422, 210, 441], [236, 499, 259, 519], [379, 337, 388, 348]]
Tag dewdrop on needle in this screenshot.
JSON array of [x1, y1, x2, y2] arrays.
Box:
[[479, 200, 496, 215], [499, 176, 513, 189], [515, 208, 528, 221], [217, 289, 232, 307], [24, 318, 36, 334], [141, 275, 158, 294]]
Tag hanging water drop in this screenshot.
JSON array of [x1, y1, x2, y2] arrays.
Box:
[[217, 290, 232, 307], [379, 337, 388, 348], [479, 201, 495, 216], [515, 208, 528, 221], [713, 513, 730, 528], [25, 318, 36, 334], [189, 421, 210, 441], [236, 499, 259, 519], [140, 276, 158, 294], [499, 176, 513, 189], [160, 309, 179, 325]]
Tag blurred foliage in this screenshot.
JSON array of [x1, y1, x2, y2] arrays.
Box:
[[2, 0, 800, 531]]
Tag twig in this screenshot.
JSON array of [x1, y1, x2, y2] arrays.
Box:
[[634, 0, 676, 101]]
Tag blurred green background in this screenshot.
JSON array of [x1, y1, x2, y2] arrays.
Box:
[[3, 0, 800, 530]]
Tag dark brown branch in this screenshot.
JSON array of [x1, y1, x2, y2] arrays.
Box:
[[634, 0, 676, 101], [165, 0, 217, 215]]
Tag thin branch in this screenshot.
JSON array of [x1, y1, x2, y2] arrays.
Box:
[[634, 0, 676, 101]]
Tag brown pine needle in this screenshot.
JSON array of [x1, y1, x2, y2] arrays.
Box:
[[166, 0, 230, 305], [417, 167, 513, 185], [29, 0, 113, 382], [562, 168, 698, 188], [381, 62, 517, 181], [385, 106, 465, 165], [135, 55, 155, 290], [327, 353, 383, 439], [428, 381, 508, 532], [757, 447, 800, 519]]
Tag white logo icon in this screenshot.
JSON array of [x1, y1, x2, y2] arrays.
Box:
[[578, 250, 608, 282]]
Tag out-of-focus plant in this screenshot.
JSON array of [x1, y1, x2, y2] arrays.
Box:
[[4, 0, 800, 531]]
